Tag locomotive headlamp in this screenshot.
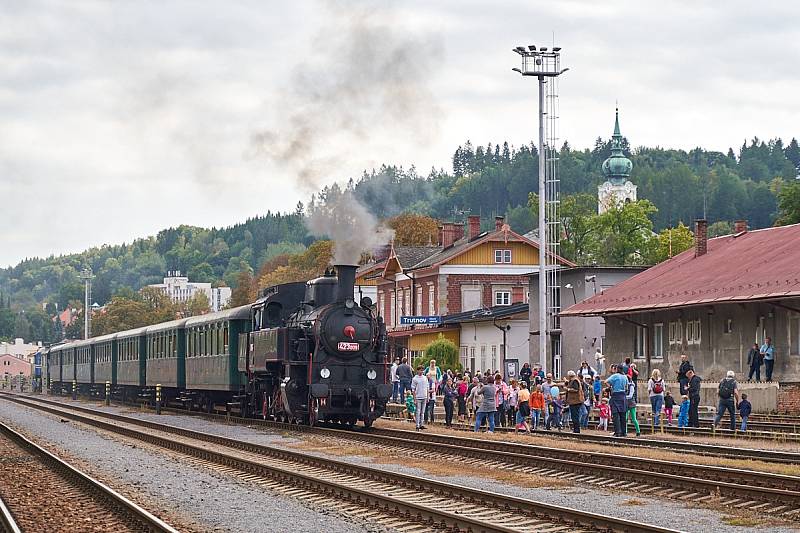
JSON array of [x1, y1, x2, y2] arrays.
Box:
[[345, 298, 355, 309], [367, 369, 377, 380], [320, 368, 331, 379]]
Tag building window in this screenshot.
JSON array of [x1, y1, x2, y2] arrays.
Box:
[[415, 287, 422, 315], [469, 346, 475, 373], [494, 249, 512, 263], [480, 345, 487, 371], [494, 291, 511, 306], [724, 318, 733, 334], [403, 289, 411, 318], [634, 326, 646, 359], [668, 320, 683, 345], [428, 285, 435, 315], [390, 292, 396, 327], [687, 319, 701, 345], [653, 323, 664, 359], [491, 345, 497, 371], [789, 314, 800, 356]]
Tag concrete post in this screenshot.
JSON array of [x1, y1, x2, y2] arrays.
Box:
[[156, 383, 162, 415], [105, 381, 111, 406], [72, 379, 77, 400]]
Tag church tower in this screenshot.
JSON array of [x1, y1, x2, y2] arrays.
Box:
[[597, 108, 637, 213]]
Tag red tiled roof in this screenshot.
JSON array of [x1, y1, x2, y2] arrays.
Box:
[[561, 223, 800, 316]]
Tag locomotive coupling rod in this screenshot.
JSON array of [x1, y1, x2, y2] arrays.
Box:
[[105, 381, 111, 406], [156, 383, 162, 415]]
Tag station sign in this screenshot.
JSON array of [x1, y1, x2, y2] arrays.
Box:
[[399, 316, 442, 325]]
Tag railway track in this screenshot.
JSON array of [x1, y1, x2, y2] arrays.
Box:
[[19, 391, 800, 464], [5, 393, 800, 525], [0, 418, 177, 533], [0, 393, 678, 533], [0, 495, 21, 533]]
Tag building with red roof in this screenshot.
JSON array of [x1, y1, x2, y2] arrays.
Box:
[[562, 220, 800, 408]]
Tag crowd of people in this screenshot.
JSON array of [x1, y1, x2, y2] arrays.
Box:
[[390, 353, 755, 435]]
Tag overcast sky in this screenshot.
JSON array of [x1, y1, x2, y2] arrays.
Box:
[[2, 1, 799, 267]]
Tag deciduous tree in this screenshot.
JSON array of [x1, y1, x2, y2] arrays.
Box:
[[387, 213, 439, 246]]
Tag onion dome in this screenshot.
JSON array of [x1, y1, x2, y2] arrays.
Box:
[[601, 108, 633, 185]]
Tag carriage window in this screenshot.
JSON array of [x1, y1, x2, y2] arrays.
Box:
[[223, 326, 229, 354]]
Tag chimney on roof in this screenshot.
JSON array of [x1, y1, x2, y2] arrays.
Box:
[[373, 244, 391, 262], [694, 219, 708, 257], [734, 220, 748, 234], [453, 222, 465, 242], [467, 215, 481, 240], [442, 222, 456, 247], [495, 216, 505, 231]]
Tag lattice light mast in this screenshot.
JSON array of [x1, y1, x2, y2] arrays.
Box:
[[512, 45, 568, 375], [80, 268, 94, 339]]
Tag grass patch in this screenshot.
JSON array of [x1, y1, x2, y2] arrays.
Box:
[[722, 516, 763, 527]]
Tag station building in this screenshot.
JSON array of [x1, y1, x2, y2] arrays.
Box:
[[356, 216, 573, 372], [562, 220, 800, 412]]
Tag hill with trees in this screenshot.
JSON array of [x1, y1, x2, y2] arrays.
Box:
[[2, 134, 799, 343]]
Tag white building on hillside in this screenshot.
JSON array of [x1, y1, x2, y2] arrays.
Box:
[[148, 271, 231, 312]]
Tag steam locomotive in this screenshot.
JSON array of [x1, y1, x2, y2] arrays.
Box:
[[44, 264, 391, 427]]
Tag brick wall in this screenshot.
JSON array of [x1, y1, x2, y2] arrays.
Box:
[[778, 382, 800, 414], [446, 274, 528, 313]]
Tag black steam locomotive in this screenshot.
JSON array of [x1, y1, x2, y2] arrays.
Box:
[[244, 264, 391, 426], [45, 264, 391, 428]]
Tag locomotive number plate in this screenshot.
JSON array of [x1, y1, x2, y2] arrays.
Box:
[[337, 342, 360, 351]]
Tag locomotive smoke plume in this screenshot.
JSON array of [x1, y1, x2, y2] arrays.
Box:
[[248, 2, 442, 264]]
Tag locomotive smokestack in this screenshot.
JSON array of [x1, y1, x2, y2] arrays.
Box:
[[335, 264, 357, 302]]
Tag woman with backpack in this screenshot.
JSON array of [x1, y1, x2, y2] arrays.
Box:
[[647, 369, 665, 427]]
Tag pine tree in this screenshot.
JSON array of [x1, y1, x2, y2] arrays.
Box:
[[786, 138, 800, 172]]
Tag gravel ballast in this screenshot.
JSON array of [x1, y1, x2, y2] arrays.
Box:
[[20, 396, 800, 533], [0, 399, 379, 533]]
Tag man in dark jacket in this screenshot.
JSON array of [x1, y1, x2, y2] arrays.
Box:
[[677, 354, 693, 395], [747, 343, 762, 381], [396, 357, 413, 398], [713, 370, 739, 431], [520, 362, 533, 387], [686, 369, 702, 428]]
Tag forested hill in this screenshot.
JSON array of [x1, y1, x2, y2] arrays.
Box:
[[0, 209, 309, 313], [344, 136, 800, 233], [2, 135, 799, 330]]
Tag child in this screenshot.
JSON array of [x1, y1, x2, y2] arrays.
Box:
[[593, 375, 602, 403], [738, 393, 752, 432], [597, 397, 611, 431], [529, 384, 544, 431], [404, 390, 416, 421], [663, 391, 675, 426], [549, 390, 564, 431], [677, 394, 690, 428]]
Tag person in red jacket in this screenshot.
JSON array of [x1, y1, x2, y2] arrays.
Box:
[[597, 397, 611, 431]]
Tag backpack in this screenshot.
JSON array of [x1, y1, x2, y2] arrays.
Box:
[[719, 378, 735, 399], [653, 380, 663, 395]]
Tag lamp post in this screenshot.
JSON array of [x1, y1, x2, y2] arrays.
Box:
[[564, 283, 577, 305], [512, 45, 568, 374]]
